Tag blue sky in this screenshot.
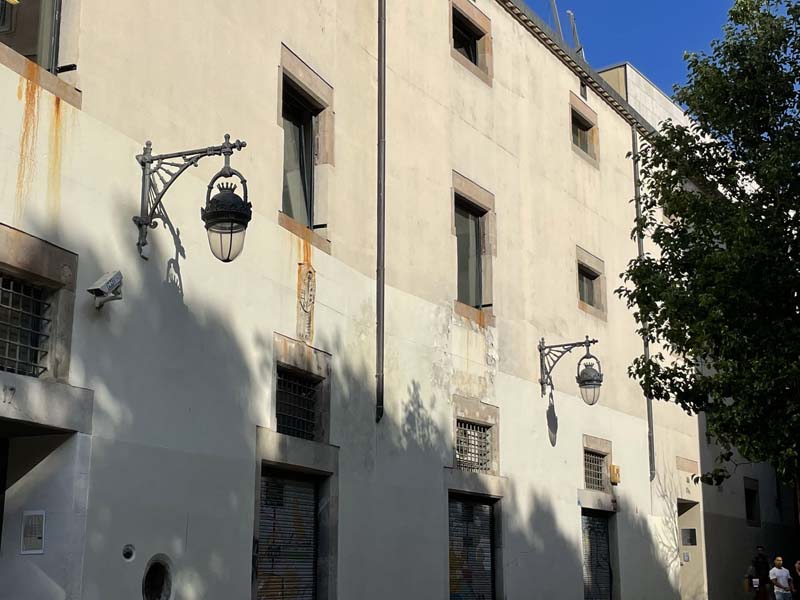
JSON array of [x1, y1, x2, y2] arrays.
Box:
[[525, 0, 733, 97]]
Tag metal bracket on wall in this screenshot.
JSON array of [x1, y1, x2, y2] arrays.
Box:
[[538, 336, 598, 396]]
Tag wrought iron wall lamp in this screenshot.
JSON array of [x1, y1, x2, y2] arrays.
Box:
[[133, 134, 252, 263], [538, 336, 604, 405]]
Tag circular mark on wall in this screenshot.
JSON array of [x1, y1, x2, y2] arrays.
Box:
[[142, 554, 172, 600], [122, 544, 136, 561]]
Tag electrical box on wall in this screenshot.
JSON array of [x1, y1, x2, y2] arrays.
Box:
[[21, 511, 45, 554], [609, 464, 621, 485]]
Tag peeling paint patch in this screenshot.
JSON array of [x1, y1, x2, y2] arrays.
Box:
[[46, 96, 63, 219], [14, 66, 41, 225]]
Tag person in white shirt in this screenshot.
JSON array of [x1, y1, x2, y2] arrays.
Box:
[[771, 556, 795, 600]]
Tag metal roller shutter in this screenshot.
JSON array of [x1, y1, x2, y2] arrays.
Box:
[[582, 512, 612, 600], [258, 473, 317, 600], [449, 496, 494, 600]]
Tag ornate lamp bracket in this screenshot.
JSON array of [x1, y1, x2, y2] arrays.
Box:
[[538, 335, 598, 396], [133, 133, 247, 258]]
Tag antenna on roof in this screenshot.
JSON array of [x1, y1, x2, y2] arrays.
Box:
[[549, 0, 564, 42], [566, 9, 585, 60]]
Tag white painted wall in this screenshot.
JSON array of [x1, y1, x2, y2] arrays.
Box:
[[0, 1, 712, 598]]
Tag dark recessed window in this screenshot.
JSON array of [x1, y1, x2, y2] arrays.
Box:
[[276, 366, 321, 441], [578, 265, 598, 307], [282, 78, 319, 229], [0, 0, 60, 72], [455, 196, 484, 309], [744, 478, 761, 526], [449, 495, 495, 599], [0, 273, 51, 378], [580, 81, 588, 100], [571, 110, 594, 157], [681, 528, 697, 546], [452, 8, 482, 66]]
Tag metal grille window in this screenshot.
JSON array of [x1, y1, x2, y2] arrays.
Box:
[[456, 420, 492, 473], [276, 367, 320, 441], [449, 496, 494, 600], [584, 450, 606, 492], [0, 273, 51, 378]]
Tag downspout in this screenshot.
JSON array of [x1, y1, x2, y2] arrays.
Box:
[[632, 126, 656, 481], [376, 0, 386, 422]]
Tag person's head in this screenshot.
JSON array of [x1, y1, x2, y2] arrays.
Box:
[[775, 556, 784, 568], [757, 545, 766, 557], [794, 559, 800, 572]]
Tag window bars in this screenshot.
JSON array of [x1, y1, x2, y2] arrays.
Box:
[[0, 274, 50, 378], [456, 420, 492, 473], [276, 367, 319, 441], [584, 450, 606, 491]]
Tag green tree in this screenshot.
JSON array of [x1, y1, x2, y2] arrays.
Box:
[[618, 0, 800, 483]]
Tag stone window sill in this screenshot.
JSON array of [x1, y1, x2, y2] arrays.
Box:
[[572, 143, 599, 169], [578, 299, 607, 321], [0, 44, 81, 109], [454, 300, 495, 328], [278, 212, 331, 255], [451, 48, 493, 87]]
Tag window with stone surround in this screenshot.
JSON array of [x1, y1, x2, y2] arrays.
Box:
[[450, 0, 493, 86], [570, 92, 599, 165]]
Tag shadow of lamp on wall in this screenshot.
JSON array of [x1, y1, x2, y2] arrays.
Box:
[[132, 134, 253, 263], [538, 336, 603, 405]]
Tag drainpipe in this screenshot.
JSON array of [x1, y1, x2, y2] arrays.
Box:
[[632, 126, 656, 481], [376, 0, 386, 423]]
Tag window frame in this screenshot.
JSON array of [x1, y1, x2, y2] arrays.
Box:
[[452, 395, 500, 476], [278, 44, 334, 254], [454, 196, 484, 310], [582, 435, 612, 495], [449, 0, 493, 86], [452, 171, 496, 327], [576, 246, 607, 320], [569, 92, 599, 166], [282, 77, 318, 229]]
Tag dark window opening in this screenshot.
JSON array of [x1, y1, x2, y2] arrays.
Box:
[[584, 449, 606, 492], [0, 272, 51, 378], [282, 78, 319, 229], [452, 8, 482, 66], [449, 495, 495, 600], [745, 479, 761, 525], [578, 265, 598, 307], [580, 81, 588, 100], [582, 510, 613, 600], [680, 528, 697, 546], [0, 0, 60, 72], [276, 365, 321, 441], [456, 419, 492, 473], [455, 197, 484, 309], [142, 558, 172, 600], [572, 110, 594, 157]]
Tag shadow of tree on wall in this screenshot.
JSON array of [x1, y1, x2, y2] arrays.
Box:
[[7, 205, 684, 600]]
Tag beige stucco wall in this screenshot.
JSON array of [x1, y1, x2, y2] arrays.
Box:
[[0, 1, 714, 598]]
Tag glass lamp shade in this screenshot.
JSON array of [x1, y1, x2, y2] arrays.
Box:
[[577, 364, 603, 406], [206, 222, 247, 263]]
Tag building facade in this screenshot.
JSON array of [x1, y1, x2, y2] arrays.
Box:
[[0, 1, 789, 599]]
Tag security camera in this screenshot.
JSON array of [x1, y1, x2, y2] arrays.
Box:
[[87, 270, 123, 309]]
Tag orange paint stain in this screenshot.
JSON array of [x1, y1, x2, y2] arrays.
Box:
[[46, 96, 63, 219], [13, 64, 41, 225]]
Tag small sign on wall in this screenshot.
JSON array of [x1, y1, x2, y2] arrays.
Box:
[[21, 511, 45, 554]]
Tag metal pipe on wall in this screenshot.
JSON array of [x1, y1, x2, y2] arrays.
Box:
[[376, 0, 386, 423], [631, 126, 656, 481]]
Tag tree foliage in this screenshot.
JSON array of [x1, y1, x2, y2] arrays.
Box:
[[617, 0, 800, 483]]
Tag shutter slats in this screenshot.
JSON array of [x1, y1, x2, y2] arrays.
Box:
[[582, 513, 612, 600], [449, 497, 494, 600], [258, 475, 317, 600]]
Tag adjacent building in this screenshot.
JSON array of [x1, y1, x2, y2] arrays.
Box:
[[0, 1, 793, 599]]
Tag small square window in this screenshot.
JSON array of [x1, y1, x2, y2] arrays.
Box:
[[276, 365, 321, 441], [0, 272, 52, 378], [572, 111, 595, 157], [452, 8, 482, 66], [584, 449, 607, 492], [681, 528, 697, 546], [578, 265, 598, 307], [455, 197, 485, 309], [456, 420, 492, 473]]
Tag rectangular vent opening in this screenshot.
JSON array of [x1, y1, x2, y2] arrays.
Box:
[[21, 511, 45, 554]]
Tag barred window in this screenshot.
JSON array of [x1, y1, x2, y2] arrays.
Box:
[[0, 273, 51, 378], [456, 420, 492, 473], [584, 449, 606, 492], [276, 366, 320, 441]]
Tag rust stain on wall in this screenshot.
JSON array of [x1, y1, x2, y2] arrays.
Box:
[[13, 65, 41, 225], [46, 96, 63, 218]]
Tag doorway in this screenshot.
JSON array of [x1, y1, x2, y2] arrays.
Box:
[[677, 500, 707, 599]]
